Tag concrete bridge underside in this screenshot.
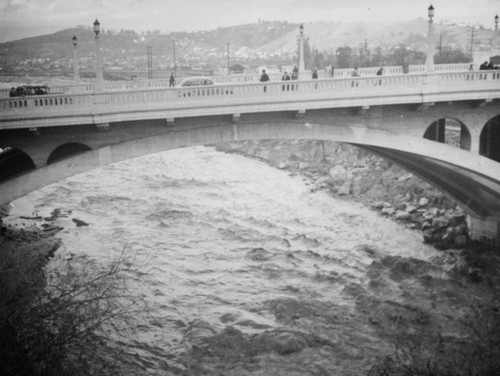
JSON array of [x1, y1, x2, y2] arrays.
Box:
[[1, 104, 500, 245]]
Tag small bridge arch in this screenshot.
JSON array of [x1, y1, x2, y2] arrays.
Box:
[[480, 115, 500, 163], [0, 147, 36, 182], [47, 142, 93, 165], [423, 118, 471, 151]]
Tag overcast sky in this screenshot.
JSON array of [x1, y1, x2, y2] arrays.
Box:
[[1, 0, 499, 33]]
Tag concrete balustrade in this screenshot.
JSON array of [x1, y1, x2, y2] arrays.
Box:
[[0, 63, 482, 98], [1, 70, 499, 131]]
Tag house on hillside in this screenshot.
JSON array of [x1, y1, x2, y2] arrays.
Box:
[[229, 63, 247, 74]]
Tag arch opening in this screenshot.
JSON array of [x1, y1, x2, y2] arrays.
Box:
[[47, 143, 92, 165], [423, 118, 471, 151], [0, 147, 36, 182], [480, 115, 500, 163]]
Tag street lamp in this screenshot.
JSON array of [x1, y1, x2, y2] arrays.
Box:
[[93, 19, 104, 91], [425, 5, 435, 72], [298, 24, 305, 73], [72, 35, 80, 82]]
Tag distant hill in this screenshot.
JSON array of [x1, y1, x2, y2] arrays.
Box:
[[259, 19, 496, 54], [0, 19, 496, 69]]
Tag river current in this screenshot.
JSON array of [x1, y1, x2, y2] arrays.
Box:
[[7, 145, 446, 375]]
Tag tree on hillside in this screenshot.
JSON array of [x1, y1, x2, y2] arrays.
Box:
[[391, 44, 410, 66], [435, 46, 470, 64], [312, 48, 327, 70], [358, 40, 371, 67], [335, 46, 353, 68], [373, 46, 384, 67]]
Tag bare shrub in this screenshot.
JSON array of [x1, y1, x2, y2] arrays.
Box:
[[0, 241, 149, 376], [368, 298, 500, 376]]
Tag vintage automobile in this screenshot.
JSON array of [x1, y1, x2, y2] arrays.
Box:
[[9, 85, 50, 97], [179, 77, 215, 87]]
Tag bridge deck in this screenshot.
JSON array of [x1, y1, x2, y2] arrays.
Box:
[[1, 70, 499, 130]]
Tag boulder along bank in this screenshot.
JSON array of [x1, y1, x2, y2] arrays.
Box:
[[216, 140, 472, 251]]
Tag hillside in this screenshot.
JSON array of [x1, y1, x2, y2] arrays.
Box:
[[0, 19, 496, 73], [259, 19, 496, 54]]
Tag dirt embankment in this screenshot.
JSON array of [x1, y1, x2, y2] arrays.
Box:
[[217, 140, 471, 250]]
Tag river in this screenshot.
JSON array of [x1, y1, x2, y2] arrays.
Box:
[[6, 145, 468, 375]]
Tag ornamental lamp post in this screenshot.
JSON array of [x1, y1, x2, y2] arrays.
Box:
[[93, 19, 104, 91], [72, 35, 80, 82], [425, 4, 435, 72], [298, 24, 305, 73]]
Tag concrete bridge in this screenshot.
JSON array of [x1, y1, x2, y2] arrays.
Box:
[[1, 65, 500, 245]]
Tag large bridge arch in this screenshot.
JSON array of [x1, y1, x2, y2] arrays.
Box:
[[1, 121, 500, 221], [480, 115, 500, 163]]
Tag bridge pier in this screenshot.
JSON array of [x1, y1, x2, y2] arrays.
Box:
[[468, 216, 500, 249]]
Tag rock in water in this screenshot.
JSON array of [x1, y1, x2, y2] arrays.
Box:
[[72, 218, 89, 227]]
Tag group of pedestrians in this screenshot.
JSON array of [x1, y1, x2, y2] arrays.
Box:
[[479, 61, 498, 70]]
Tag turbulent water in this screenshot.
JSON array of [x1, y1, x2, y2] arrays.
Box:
[[7, 145, 448, 375]]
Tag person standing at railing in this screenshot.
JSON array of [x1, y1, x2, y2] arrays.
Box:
[[292, 65, 299, 80], [351, 67, 359, 87], [169, 72, 176, 87], [312, 68, 318, 79], [260, 69, 270, 92], [376, 67, 383, 86], [281, 71, 290, 91]]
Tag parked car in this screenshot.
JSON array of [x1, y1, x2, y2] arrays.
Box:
[[9, 85, 49, 97], [179, 77, 215, 87]]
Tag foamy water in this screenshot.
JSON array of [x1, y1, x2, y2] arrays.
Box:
[[6, 145, 441, 375]]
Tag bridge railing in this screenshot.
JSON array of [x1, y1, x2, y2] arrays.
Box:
[[1, 70, 499, 121], [0, 63, 479, 98]]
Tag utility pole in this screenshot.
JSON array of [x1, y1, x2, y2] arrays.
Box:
[[147, 45, 153, 80], [227, 42, 230, 75], [469, 26, 477, 60], [172, 39, 176, 75], [439, 32, 443, 57]]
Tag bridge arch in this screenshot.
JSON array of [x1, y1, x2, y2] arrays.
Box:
[[479, 115, 500, 163], [47, 142, 92, 165], [423, 118, 471, 151], [0, 147, 36, 182]]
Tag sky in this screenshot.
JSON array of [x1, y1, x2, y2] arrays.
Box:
[[0, 0, 499, 34]]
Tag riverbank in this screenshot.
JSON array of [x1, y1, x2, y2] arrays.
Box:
[[214, 140, 500, 374], [216, 140, 470, 250]]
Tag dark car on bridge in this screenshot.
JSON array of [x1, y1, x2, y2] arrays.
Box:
[[9, 85, 49, 97]]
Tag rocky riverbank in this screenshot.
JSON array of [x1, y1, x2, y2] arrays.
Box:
[[216, 140, 471, 250]]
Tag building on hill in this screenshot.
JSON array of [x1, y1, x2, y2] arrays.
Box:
[[229, 63, 247, 74]]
